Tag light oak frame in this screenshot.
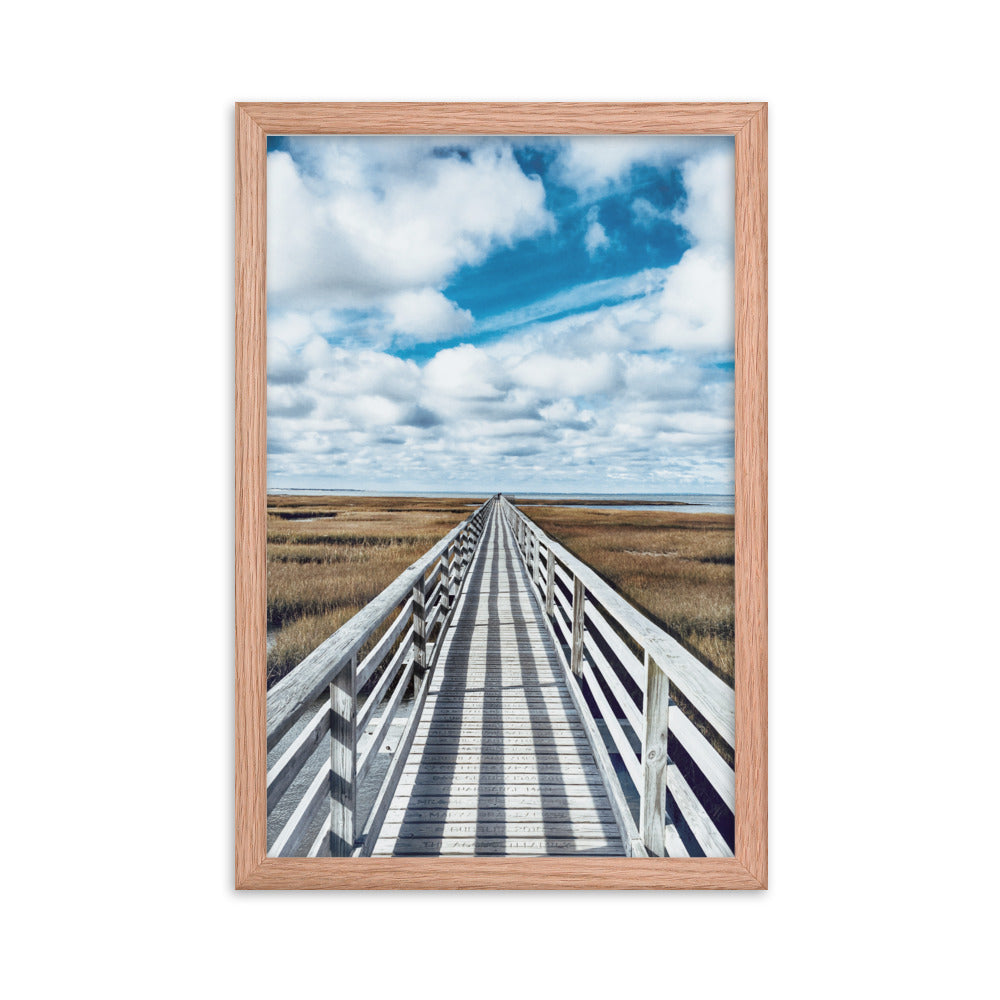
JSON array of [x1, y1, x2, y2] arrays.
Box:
[[236, 102, 767, 889]]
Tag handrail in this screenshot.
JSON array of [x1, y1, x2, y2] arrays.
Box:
[[498, 496, 735, 858], [266, 496, 494, 857], [267, 499, 492, 748]]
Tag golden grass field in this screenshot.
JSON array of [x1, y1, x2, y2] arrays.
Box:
[[268, 495, 734, 699], [522, 502, 735, 767], [519, 503, 736, 686], [266, 494, 476, 687]]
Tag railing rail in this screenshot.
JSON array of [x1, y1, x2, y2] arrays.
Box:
[[498, 496, 735, 858], [266, 497, 494, 857]]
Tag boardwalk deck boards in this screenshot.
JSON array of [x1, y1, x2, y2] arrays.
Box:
[[267, 496, 736, 861], [372, 506, 627, 857]]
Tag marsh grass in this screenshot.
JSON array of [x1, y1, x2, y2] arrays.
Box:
[[266, 495, 478, 687], [523, 505, 735, 684], [524, 504, 736, 768]]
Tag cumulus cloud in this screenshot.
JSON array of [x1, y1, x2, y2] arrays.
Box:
[[385, 289, 473, 342], [554, 135, 731, 193], [671, 150, 735, 252], [583, 206, 611, 257], [267, 139, 553, 323], [266, 136, 736, 493], [631, 196, 671, 227]]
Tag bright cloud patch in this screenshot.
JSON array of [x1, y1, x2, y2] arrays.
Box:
[[386, 289, 473, 342], [266, 135, 735, 493]]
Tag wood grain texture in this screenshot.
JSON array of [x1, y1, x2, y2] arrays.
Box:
[[372, 507, 625, 858], [734, 104, 768, 889], [235, 105, 267, 889], [235, 101, 767, 889], [237, 102, 762, 135]]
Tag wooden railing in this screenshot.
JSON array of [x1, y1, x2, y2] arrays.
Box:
[[499, 496, 735, 858], [266, 497, 494, 857]]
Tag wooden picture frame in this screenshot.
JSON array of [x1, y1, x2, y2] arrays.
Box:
[[236, 102, 767, 889]]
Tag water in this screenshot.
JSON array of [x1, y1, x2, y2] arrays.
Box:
[[272, 489, 735, 515], [514, 492, 735, 515]]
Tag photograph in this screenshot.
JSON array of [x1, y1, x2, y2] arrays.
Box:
[[262, 131, 740, 859]]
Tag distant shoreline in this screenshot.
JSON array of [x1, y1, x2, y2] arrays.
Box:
[[517, 499, 698, 507], [267, 490, 731, 502], [266, 492, 736, 514]]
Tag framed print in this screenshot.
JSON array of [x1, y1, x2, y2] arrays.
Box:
[[236, 102, 767, 889]]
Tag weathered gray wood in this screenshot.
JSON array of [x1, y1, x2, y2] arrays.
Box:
[[580, 659, 641, 788], [399, 794, 609, 809], [266, 700, 331, 812], [355, 668, 432, 857], [424, 577, 444, 623], [446, 540, 458, 607], [381, 821, 619, 839], [639, 651, 671, 857], [586, 636, 644, 737], [373, 837, 622, 856], [570, 574, 586, 677], [329, 654, 357, 856], [307, 816, 331, 858], [267, 501, 491, 749], [669, 697, 735, 812], [356, 628, 414, 733], [356, 596, 413, 688], [272, 496, 734, 859], [401, 763, 609, 776], [391, 779, 609, 796], [269, 760, 329, 857], [411, 572, 426, 675], [385, 807, 615, 823], [553, 561, 574, 598], [357, 659, 415, 786], [583, 598, 645, 690], [668, 761, 733, 857], [501, 498, 735, 750], [560, 668, 637, 854], [371, 504, 626, 857]]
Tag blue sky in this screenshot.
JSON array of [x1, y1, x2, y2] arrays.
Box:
[[266, 135, 735, 494]]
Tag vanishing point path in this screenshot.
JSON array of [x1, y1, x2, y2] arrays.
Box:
[[374, 505, 623, 856], [266, 495, 735, 860]]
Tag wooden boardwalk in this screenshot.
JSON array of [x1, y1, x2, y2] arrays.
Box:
[[373, 505, 625, 856]]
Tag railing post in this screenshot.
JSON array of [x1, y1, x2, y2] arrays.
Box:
[[570, 574, 586, 676], [447, 539, 459, 607], [329, 654, 357, 856], [639, 651, 670, 857], [545, 549, 556, 615], [412, 570, 426, 675]]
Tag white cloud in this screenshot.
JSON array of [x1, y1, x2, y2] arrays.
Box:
[[266, 137, 737, 493], [385, 289, 473, 342], [510, 352, 624, 397], [423, 344, 510, 402], [672, 150, 734, 251], [583, 206, 610, 257], [632, 197, 671, 227], [643, 248, 734, 353], [555, 136, 731, 193], [267, 140, 554, 319]]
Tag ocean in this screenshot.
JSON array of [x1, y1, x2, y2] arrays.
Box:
[[270, 489, 736, 515]]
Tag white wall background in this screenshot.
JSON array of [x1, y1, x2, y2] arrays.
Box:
[[3, 2, 997, 996]]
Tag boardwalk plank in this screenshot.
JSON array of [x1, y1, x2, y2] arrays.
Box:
[[372, 505, 626, 857]]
